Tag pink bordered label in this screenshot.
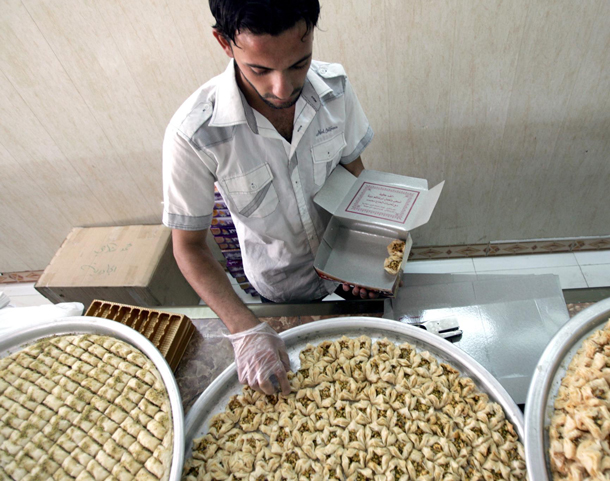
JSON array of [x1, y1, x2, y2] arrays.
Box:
[[345, 182, 420, 223]]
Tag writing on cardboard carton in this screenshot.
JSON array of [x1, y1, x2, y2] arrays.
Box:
[[80, 264, 118, 277], [93, 242, 132, 255]]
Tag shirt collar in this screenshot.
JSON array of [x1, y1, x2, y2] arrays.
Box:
[[210, 60, 333, 129], [209, 60, 255, 130]]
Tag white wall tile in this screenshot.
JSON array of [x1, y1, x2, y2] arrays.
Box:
[[1, 282, 37, 297], [581, 264, 610, 288], [574, 250, 610, 266], [403, 259, 475, 275], [474, 253, 578, 272], [474, 266, 587, 290], [8, 294, 52, 308]]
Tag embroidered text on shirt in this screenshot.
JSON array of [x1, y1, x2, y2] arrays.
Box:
[[316, 126, 338, 136]]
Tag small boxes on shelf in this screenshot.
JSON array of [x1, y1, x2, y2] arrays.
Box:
[[213, 187, 259, 297]]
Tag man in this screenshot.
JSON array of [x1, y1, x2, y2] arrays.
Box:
[[162, 0, 374, 395]]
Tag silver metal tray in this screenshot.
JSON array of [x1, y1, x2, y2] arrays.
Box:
[[0, 316, 184, 481], [525, 297, 610, 481], [185, 317, 524, 457]]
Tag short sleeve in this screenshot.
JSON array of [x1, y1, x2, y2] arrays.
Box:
[[340, 78, 374, 165], [162, 127, 217, 231]]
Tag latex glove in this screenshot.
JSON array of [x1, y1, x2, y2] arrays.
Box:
[[227, 323, 291, 395]]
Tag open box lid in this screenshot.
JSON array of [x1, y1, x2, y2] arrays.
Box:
[[314, 166, 445, 235]]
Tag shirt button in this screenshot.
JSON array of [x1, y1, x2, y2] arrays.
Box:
[[250, 182, 256, 189], [319, 68, 327, 74]]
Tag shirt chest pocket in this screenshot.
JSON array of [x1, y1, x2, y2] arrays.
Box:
[[311, 132, 346, 186], [221, 163, 278, 218]]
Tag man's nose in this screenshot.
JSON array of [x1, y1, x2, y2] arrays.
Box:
[[272, 74, 294, 100]]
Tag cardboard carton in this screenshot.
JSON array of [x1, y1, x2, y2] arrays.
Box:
[[313, 166, 444, 295], [36, 225, 199, 307]]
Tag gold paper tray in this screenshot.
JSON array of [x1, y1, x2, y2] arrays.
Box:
[[85, 299, 195, 371]]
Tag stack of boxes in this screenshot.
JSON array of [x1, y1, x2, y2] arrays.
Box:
[[212, 188, 259, 297]]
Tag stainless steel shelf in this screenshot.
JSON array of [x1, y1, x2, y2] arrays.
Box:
[[161, 298, 385, 319]]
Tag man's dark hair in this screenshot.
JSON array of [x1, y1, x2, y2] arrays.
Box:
[[209, 0, 320, 44]]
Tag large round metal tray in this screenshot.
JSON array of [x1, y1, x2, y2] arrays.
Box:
[[185, 317, 525, 457], [525, 297, 610, 481], [0, 316, 185, 481]]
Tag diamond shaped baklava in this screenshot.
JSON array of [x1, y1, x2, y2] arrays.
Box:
[[0, 335, 173, 481]]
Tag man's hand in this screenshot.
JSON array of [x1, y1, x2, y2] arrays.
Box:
[[342, 283, 380, 299], [227, 323, 291, 395], [172, 229, 289, 394]]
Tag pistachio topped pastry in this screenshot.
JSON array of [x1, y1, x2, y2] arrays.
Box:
[[184, 336, 527, 480], [384, 239, 406, 275], [387, 239, 406, 257], [383, 256, 403, 276]]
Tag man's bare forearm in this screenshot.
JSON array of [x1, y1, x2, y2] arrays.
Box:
[[344, 156, 365, 177], [172, 230, 259, 334]]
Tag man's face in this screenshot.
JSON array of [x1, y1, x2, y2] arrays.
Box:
[[215, 21, 313, 110]]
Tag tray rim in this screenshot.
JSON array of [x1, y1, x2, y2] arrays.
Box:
[[184, 316, 525, 455], [524, 297, 610, 481], [0, 315, 185, 481]]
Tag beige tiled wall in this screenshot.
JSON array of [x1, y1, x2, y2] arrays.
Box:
[[1, 0, 609, 272]]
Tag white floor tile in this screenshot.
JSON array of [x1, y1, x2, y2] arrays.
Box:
[[581, 264, 610, 288], [403, 258, 475, 274], [474, 253, 578, 272], [1, 282, 37, 296], [476, 266, 588, 289], [9, 294, 53, 308], [574, 250, 610, 266]]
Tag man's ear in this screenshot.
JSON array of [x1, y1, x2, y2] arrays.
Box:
[[213, 30, 234, 58]]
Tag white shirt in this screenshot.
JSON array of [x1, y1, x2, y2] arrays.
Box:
[[162, 60, 373, 302]]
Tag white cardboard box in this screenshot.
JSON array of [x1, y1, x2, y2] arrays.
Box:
[[313, 166, 444, 295]]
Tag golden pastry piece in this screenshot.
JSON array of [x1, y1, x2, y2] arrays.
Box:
[[387, 239, 406, 257], [185, 336, 527, 480], [0, 335, 173, 481], [550, 318, 610, 480], [383, 256, 402, 275], [384, 239, 406, 275]]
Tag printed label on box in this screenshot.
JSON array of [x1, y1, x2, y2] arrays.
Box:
[[227, 259, 243, 269], [222, 250, 242, 261], [211, 227, 237, 237], [345, 182, 420, 223]]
